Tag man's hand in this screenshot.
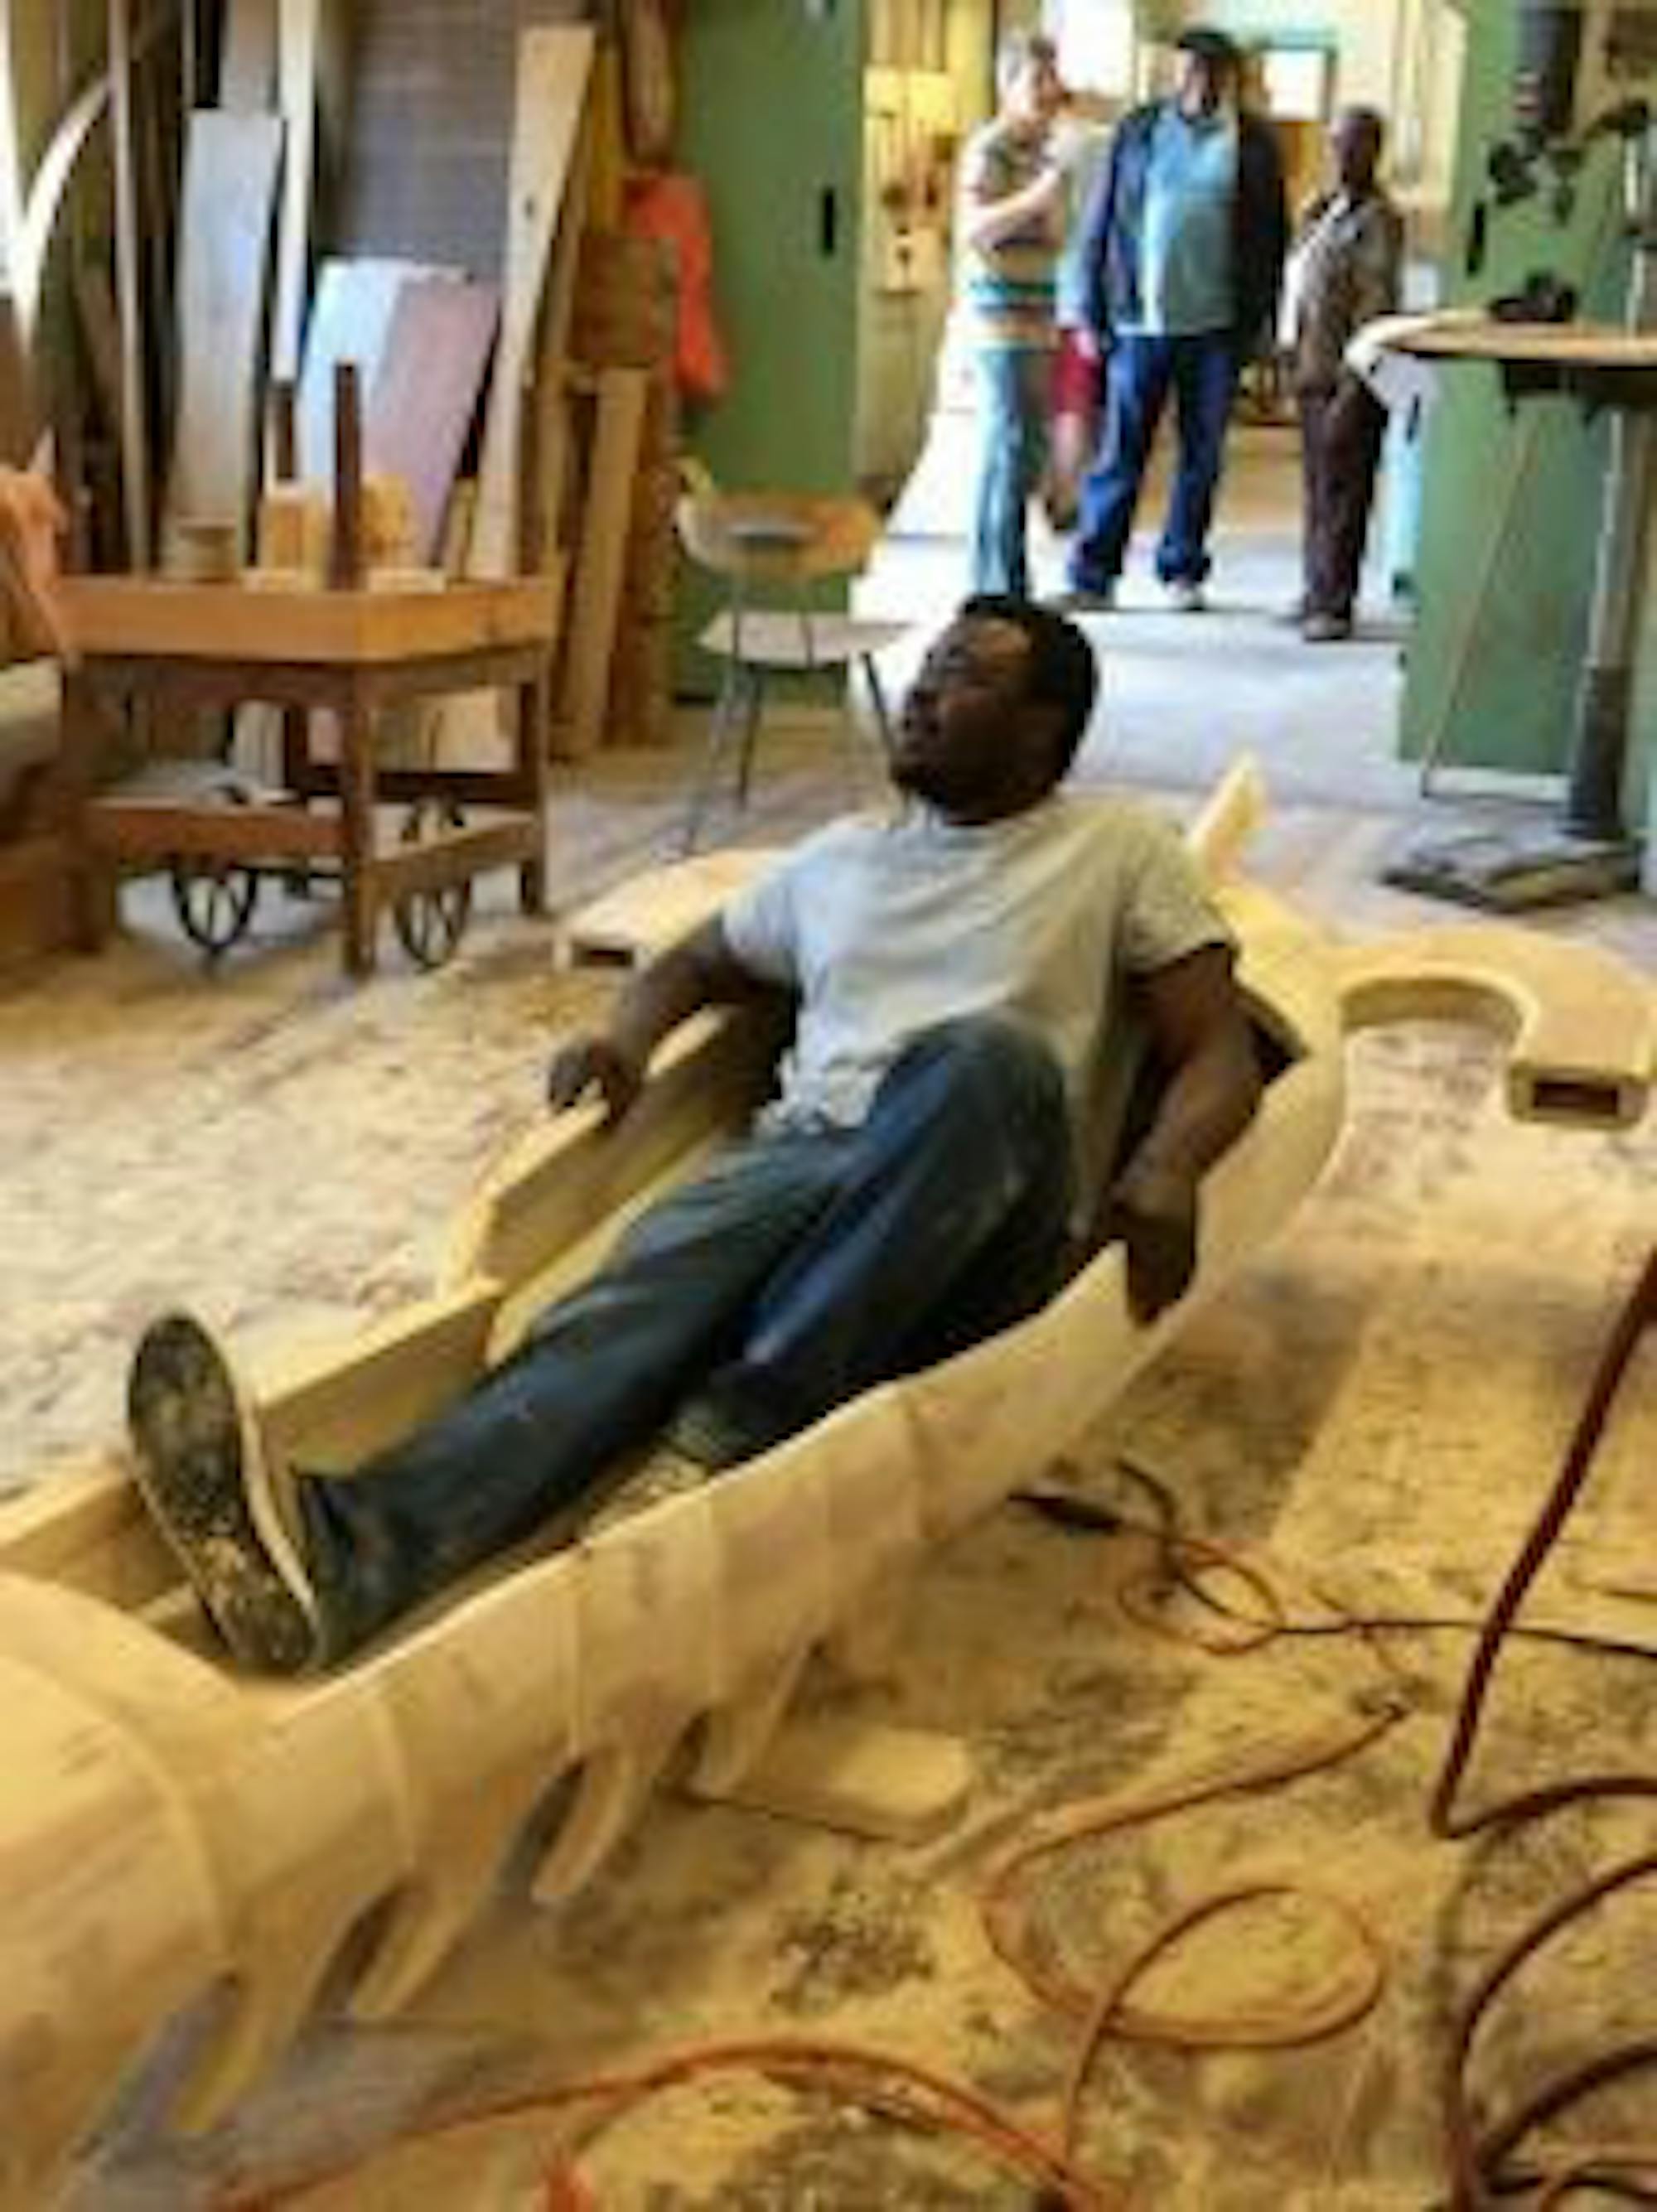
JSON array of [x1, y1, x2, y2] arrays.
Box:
[[546, 1034, 645, 1128], [1107, 1156, 1199, 1323]]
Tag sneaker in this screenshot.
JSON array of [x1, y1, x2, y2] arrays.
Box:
[[1047, 584, 1116, 615], [1162, 578, 1206, 614], [1302, 611, 1355, 643], [128, 1312, 321, 1675]]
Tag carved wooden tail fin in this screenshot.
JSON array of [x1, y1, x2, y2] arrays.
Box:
[[1186, 756, 1267, 886]]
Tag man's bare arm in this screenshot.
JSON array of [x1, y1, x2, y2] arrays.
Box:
[[1099, 945, 1263, 1321], [959, 162, 1065, 252], [546, 916, 785, 1127]]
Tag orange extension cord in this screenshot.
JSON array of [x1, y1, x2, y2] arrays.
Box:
[[234, 1250, 1657, 2211]]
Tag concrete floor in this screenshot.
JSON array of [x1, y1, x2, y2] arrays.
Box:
[[8, 434, 1657, 2207]]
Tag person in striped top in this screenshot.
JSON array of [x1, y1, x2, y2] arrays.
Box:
[[958, 31, 1066, 598]]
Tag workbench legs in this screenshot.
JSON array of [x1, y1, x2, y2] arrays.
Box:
[[338, 682, 378, 979]]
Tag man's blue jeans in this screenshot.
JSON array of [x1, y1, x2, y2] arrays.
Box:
[[973, 347, 1051, 599], [1069, 332, 1239, 592], [298, 1018, 1075, 1659]]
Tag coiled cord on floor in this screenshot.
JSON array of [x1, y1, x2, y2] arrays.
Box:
[[235, 1248, 1657, 2210]]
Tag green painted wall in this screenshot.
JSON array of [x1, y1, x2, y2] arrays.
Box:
[[1399, 0, 1650, 803], [674, 0, 867, 692], [679, 0, 867, 495]]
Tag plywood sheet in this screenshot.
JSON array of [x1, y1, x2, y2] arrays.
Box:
[[167, 111, 284, 557], [366, 280, 500, 563]]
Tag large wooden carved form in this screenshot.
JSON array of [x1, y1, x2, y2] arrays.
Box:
[[1, 770, 1652, 2205]]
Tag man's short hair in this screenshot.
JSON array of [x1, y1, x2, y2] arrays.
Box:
[[1175, 27, 1241, 77], [960, 595, 1099, 773], [1339, 104, 1388, 144], [997, 27, 1058, 97]]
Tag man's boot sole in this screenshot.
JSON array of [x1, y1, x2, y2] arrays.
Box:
[[128, 1313, 321, 1676]]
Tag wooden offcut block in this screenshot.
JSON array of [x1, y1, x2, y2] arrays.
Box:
[[686, 1714, 974, 1845]]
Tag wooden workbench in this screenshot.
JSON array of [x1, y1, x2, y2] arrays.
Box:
[[59, 572, 563, 978], [1362, 310, 1657, 408]]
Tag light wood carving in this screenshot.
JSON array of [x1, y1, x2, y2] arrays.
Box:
[[1, 768, 1652, 2202]]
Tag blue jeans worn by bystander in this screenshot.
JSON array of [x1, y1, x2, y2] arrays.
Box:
[[971, 347, 1053, 599], [1069, 331, 1239, 592]]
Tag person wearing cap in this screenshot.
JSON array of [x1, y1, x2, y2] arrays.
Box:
[[1060, 29, 1288, 614]]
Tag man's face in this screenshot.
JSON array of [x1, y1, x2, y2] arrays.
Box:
[[1175, 51, 1229, 119], [1008, 50, 1064, 130], [892, 616, 1060, 816], [1330, 112, 1382, 191]]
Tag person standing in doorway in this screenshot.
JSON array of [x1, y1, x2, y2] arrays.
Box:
[[959, 30, 1067, 598], [1286, 105, 1403, 642], [1061, 29, 1288, 613]]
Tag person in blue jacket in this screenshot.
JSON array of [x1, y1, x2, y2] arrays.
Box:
[[1060, 30, 1288, 614]]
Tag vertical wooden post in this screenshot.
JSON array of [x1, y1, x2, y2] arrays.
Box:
[[109, 0, 152, 568], [271, 379, 298, 484], [331, 361, 364, 591]]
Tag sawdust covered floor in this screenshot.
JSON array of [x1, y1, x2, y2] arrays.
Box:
[[9, 440, 1656, 2205]]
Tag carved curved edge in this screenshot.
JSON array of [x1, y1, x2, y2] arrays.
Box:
[[0, 875, 1345, 2205], [5, 798, 1651, 2195], [1333, 925, 1655, 1132]]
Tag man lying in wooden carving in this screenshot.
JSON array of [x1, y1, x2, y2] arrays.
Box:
[[128, 600, 1263, 1674]]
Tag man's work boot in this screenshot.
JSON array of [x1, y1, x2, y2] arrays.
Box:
[[128, 1312, 321, 1675]]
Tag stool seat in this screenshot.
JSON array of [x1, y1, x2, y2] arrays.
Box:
[[697, 611, 911, 669]]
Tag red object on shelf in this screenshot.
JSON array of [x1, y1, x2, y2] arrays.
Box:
[[625, 172, 729, 403]]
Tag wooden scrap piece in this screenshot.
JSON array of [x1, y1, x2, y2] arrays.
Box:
[[366, 280, 500, 563], [563, 851, 783, 968], [686, 1713, 973, 1844], [558, 366, 647, 758], [166, 112, 284, 560]]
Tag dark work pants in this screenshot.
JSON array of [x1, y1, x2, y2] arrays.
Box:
[[1070, 331, 1239, 591], [298, 1017, 1075, 1659], [1299, 377, 1388, 620]]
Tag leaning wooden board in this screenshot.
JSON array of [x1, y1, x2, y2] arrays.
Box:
[[167, 111, 284, 556], [59, 576, 562, 665], [220, 0, 278, 109], [367, 280, 501, 562], [270, 0, 321, 386], [467, 23, 596, 580], [559, 367, 648, 757], [297, 258, 452, 483]]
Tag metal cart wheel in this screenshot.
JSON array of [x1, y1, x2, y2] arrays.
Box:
[[392, 798, 473, 969], [168, 785, 260, 959]]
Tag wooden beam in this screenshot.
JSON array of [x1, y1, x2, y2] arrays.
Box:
[[559, 367, 647, 758]]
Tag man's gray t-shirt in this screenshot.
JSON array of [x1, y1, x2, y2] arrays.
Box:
[[721, 795, 1232, 1181]]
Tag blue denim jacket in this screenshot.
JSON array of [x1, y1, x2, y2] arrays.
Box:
[[1077, 101, 1289, 357]]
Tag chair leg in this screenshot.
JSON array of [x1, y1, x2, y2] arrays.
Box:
[[680, 662, 746, 856], [735, 668, 766, 807], [862, 654, 896, 761]]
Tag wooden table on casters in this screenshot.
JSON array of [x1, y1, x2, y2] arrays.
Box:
[[56, 571, 563, 978]]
